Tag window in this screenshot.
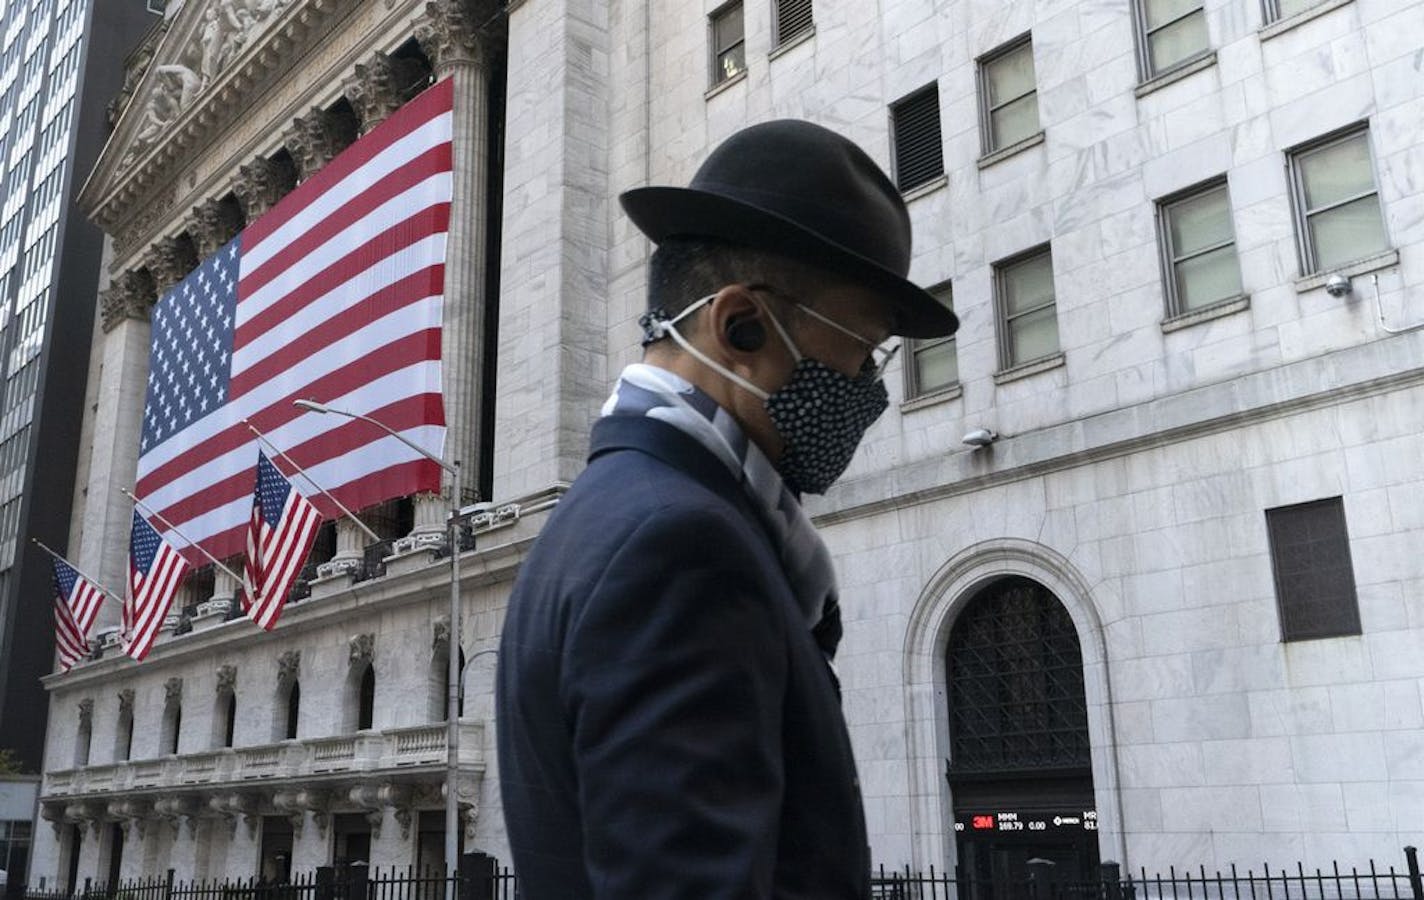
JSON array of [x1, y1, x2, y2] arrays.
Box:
[[772, 0, 812, 48], [215, 692, 236, 749], [283, 681, 300, 740], [1266, 497, 1361, 641], [994, 247, 1059, 369], [1263, 0, 1330, 22], [114, 692, 133, 762], [1157, 178, 1243, 315], [160, 679, 183, 756], [74, 701, 91, 767], [1288, 127, 1388, 274], [357, 664, 375, 731], [709, 2, 745, 86], [978, 35, 1039, 154], [890, 85, 944, 193], [905, 283, 957, 398], [1135, 0, 1209, 78]]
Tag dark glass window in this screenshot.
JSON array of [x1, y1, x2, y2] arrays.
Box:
[[946, 577, 1089, 775], [891, 85, 944, 193], [357, 664, 375, 731], [710, 2, 745, 86], [1266, 497, 1361, 641], [285, 681, 300, 740]]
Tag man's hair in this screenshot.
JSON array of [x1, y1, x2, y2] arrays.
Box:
[[646, 238, 832, 339]]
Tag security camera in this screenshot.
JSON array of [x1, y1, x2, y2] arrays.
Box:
[[962, 428, 998, 447], [1324, 273, 1352, 298]]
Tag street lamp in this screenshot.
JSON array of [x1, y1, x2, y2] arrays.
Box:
[[294, 399, 464, 894]]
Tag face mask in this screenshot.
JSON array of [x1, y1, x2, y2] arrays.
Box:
[[647, 295, 890, 495]]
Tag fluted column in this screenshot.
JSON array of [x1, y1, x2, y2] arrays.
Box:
[[190, 197, 243, 258], [344, 53, 428, 135], [288, 107, 358, 183], [234, 156, 297, 223], [409, 0, 498, 543], [81, 269, 159, 627]]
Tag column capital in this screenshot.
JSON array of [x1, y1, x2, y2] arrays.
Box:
[[234, 155, 297, 222], [288, 106, 357, 183], [163, 676, 183, 705], [99, 269, 156, 333], [144, 235, 196, 294], [277, 649, 301, 685], [344, 54, 428, 135], [190, 197, 244, 258], [415, 0, 501, 73]]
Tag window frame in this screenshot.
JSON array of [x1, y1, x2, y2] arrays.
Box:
[[1260, 0, 1328, 23], [904, 282, 958, 400], [1286, 124, 1389, 276], [889, 84, 945, 194], [771, 0, 814, 50], [1133, 0, 1211, 80], [1265, 497, 1362, 642], [976, 33, 1039, 156], [708, 0, 746, 88], [1155, 176, 1243, 318], [993, 245, 1059, 371]]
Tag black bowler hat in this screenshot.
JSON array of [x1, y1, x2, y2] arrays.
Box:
[[620, 119, 958, 339]]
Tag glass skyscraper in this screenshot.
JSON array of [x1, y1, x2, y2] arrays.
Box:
[[0, 0, 154, 771]]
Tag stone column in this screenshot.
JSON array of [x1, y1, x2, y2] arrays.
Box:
[[145, 235, 197, 296], [233, 155, 297, 223], [344, 53, 427, 136], [288, 107, 358, 183], [80, 269, 158, 627], [410, 0, 498, 541], [190, 197, 244, 258]]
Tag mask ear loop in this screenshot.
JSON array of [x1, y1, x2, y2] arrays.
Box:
[[652, 293, 773, 401]]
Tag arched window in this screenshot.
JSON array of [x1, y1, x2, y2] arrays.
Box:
[[430, 645, 465, 722], [115, 706, 133, 762], [283, 680, 300, 740], [74, 701, 93, 767], [160, 679, 183, 757], [357, 663, 375, 731], [214, 691, 236, 749]]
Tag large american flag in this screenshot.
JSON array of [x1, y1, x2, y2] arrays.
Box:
[[51, 557, 106, 672], [244, 450, 323, 631], [125, 510, 191, 661], [134, 78, 453, 563]]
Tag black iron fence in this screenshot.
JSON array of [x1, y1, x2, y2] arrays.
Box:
[[11, 847, 1423, 900]]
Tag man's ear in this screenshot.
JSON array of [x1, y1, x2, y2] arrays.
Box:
[[706, 285, 767, 361]]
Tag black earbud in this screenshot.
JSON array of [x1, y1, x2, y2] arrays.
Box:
[[726, 318, 766, 352]]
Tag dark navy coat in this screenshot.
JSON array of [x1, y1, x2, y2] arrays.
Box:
[[497, 414, 870, 899]]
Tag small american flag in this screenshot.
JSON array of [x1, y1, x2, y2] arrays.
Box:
[[125, 510, 191, 661], [134, 78, 453, 562], [51, 557, 106, 672], [243, 450, 323, 631]]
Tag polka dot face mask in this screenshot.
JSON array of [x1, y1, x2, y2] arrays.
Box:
[[649, 294, 892, 495]]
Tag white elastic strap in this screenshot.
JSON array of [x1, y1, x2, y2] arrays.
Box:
[[662, 319, 770, 400]]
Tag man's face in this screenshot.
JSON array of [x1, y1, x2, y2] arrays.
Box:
[[751, 282, 897, 382]]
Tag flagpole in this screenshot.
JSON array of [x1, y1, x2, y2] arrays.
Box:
[[120, 489, 244, 585], [241, 419, 380, 543], [29, 538, 127, 608]]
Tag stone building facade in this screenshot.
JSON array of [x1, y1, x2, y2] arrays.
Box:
[[33, 0, 1424, 889]]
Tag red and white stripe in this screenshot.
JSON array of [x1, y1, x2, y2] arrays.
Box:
[[125, 538, 191, 662], [54, 579, 104, 672], [243, 483, 323, 631], [135, 78, 453, 563]]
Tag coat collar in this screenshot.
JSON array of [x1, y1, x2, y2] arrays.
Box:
[[588, 415, 746, 502]]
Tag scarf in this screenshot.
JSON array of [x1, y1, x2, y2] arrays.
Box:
[[601, 364, 843, 660]]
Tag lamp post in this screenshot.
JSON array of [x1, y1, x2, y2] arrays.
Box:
[[294, 399, 464, 894]]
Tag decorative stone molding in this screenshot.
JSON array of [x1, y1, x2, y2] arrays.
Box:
[[288, 107, 358, 182], [415, 0, 501, 73], [144, 234, 197, 293], [273, 787, 329, 836], [216, 664, 237, 695], [100, 269, 156, 333], [117, 688, 135, 716], [349, 633, 375, 666], [209, 792, 259, 839], [164, 677, 184, 707], [277, 650, 301, 685], [234, 155, 297, 222], [432, 616, 450, 651], [345, 54, 428, 134], [77, 698, 94, 726], [190, 197, 244, 257]]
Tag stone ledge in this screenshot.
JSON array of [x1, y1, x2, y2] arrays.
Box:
[[1259, 0, 1354, 41], [1161, 295, 1251, 333], [977, 131, 1045, 169], [1294, 249, 1399, 293], [992, 352, 1066, 385], [1134, 51, 1217, 99], [900, 383, 963, 413], [705, 69, 747, 101], [901, 174, 948, 203], [769, 26, 816, 62]]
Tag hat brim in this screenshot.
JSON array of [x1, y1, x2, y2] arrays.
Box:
[[621, 186, 959, 339]]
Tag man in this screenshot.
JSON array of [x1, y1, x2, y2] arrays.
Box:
[[497, 120, 958, 898]]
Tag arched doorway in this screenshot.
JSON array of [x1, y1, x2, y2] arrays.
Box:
[[946, 575, 1098, 890]]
